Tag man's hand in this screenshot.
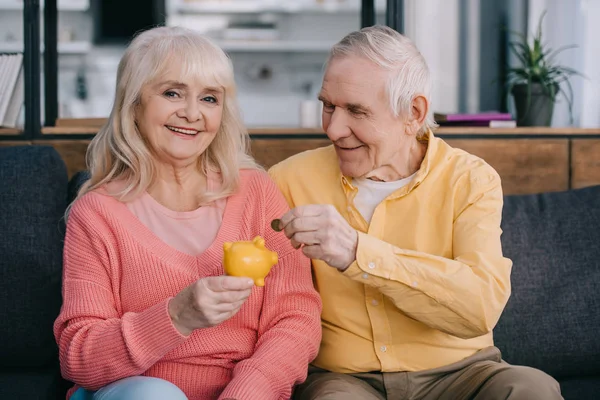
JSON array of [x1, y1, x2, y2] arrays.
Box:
[[279, 204, 358, 271], [168, 276, 254, 336]]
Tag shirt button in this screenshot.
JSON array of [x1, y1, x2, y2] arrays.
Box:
[[347, 206, 352, 212], [368, 262, 376, 269], [371, 299, 379, 306], [380, 345, 387, 352], [412, 281, 418, 287], [362, 273, 369, 279]]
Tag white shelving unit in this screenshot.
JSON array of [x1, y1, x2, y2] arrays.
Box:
[[0, 1, 91, 54], [216, 39, 334, 52], [0, 0, 89, 11], [175, 1, 385, 14], [0, 41, 91, 54], [167, 0, 385, 53]]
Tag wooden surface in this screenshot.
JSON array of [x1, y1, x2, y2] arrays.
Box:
[[32, 140, 90, 179], [0, 128, 22, 135], [4, 116, 600, 136], [446, 139, 570, 195], [44, 118, 600, 136], [250, 139, 330, 168], [34, 125, 600, 136], [28, 139, 331, 178], [252, 138, 574, 195], [2, 133, 599, 196], [55, 118, 107, 127], [571, 139, 600, 189], [39, 126, 327, 135], [0, 140, 31, 147], [4, 118, 598, 195], [3, 118, 600, 137], [435, 127, 600, 136], [42, 126, 99, 134]]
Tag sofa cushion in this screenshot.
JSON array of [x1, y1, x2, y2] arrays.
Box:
[[0, 146, 68, 368], [0, 366, 68, 399], [558, 377, 600, 400], [68, 170, 90, 203], [495, 185, 600, 379]]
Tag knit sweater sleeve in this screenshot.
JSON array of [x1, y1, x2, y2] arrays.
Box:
[[219, 174, 322, 400], [53, 194, 187, 390]]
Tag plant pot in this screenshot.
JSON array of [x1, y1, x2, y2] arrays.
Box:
[[511, 83, 557, 127]]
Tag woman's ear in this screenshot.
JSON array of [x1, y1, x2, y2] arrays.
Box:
[[133, 98, 142, 125], [407, 94, 429, 136]]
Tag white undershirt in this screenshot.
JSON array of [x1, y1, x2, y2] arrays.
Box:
[[352, 173, 417, 224]]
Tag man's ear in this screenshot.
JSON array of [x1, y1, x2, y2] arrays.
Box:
[[407, 94, 429, 135]]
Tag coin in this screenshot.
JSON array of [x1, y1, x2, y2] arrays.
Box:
[[271, 219, 283, 232]]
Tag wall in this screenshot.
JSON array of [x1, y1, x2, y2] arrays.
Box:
[[4, 0, 575, 127], [528, 0, 600, 127], [1, 1, 378, 127], [404, 0, 460, 114]]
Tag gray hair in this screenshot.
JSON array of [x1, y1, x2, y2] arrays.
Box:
[[327, 25, 436, 137]]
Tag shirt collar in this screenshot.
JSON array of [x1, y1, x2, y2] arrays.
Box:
[[340, 128, 438, 192]]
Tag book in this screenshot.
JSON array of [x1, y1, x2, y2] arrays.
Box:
[[434, 111, 513, 122], [222, 21, 279, 41], [0, 53, 24, 128], [436, 119, 517, 128], [3, 63, 23, 127]]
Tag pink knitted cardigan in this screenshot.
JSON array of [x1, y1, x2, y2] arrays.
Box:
[[54, 170, 322, 400]]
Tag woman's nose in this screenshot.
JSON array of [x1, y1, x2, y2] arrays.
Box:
[[178, 99, 201, 122]]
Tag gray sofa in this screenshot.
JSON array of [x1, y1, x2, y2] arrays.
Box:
[[0, 145, 598, 399], [494, 186, 600, 398]]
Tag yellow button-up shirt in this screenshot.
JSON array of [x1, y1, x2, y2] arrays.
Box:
[[268, 131, 512, 373]]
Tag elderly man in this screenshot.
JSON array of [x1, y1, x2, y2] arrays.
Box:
[[268, 25, 562, 400]]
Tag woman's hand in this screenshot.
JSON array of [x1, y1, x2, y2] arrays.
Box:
[[168, 276, 254, 336]]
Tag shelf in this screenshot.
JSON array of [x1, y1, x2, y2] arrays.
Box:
[[2, 38, 329, 54], [175, 1, 385, 14], [0, 0, 89, 11], [216, 39, 334, 52], [0, 41, 91, 54], [43, 120, 600, 137], [0, 127, 22, 135]]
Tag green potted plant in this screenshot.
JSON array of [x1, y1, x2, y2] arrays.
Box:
[[506, 11, 581, 126]]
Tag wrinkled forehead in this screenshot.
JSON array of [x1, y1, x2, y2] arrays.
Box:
[[321, 57, 387, 102], [331, 55, 388, 79]]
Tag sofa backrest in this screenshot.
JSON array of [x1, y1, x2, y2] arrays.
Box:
[[0, 146, 68, 368], [2, 144, 597, 382], [495, 185, 600, 379]]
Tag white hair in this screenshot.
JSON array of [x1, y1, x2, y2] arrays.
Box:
[[327, 25, 437, 137]]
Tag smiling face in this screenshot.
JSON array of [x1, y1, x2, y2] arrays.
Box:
[[319, 56, 421, 180], [135, 60, 225, 169]]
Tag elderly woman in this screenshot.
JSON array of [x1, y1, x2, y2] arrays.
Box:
[[54, 26, 322, 400]]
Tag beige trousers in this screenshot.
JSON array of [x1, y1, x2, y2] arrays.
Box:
[[294, 347, 562, 400]]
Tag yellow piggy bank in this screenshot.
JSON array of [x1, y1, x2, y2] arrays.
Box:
[[223, 236, 278, 286]]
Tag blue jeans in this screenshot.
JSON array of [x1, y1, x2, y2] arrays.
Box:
[[70, 376, 188, 400]]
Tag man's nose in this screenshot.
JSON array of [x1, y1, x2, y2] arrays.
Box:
[[325, 109, 352, 141]]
